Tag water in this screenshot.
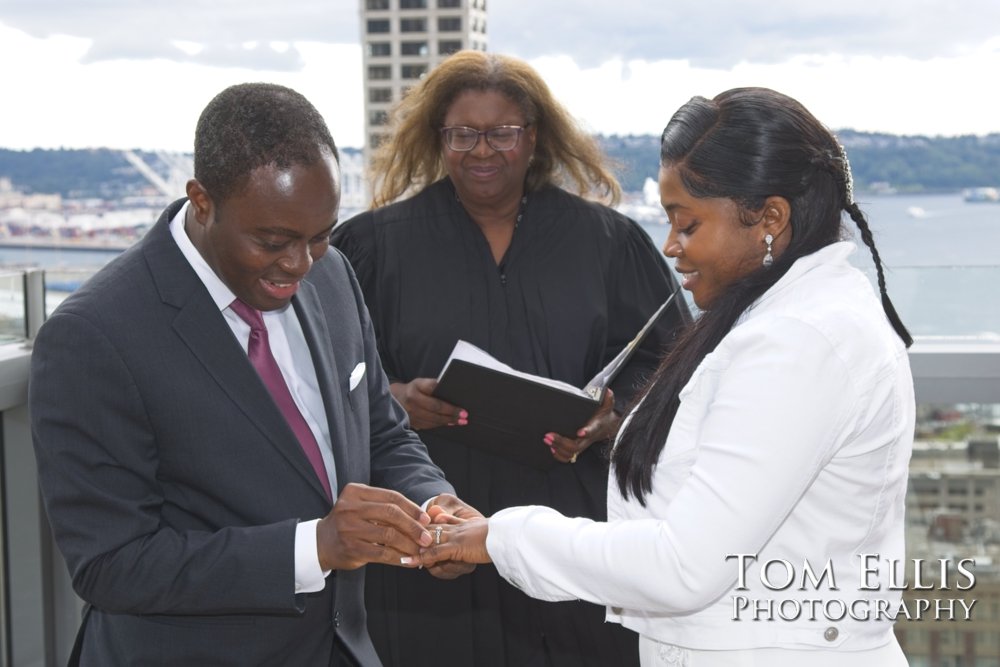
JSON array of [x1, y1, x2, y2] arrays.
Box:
[[0, 246, 122, 271], [638, 193, 1000, 338], [2, 193, 997, 337]]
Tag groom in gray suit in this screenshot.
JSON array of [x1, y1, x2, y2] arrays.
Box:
[[30, 83, 476, 666]]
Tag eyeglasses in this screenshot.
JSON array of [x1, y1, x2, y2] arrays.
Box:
[[440, 125, 529, 152]]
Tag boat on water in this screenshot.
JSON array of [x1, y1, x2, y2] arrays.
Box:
[[962, 187, 1000, 203]]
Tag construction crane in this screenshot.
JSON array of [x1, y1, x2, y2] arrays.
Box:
[[121, 150, 191, 199]]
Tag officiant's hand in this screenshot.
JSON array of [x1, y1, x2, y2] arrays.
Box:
[[390, 379, 468, 430], [544, 389, 619, 464]]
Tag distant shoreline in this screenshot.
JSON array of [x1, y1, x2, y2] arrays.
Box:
[[0, 239, 132, 252]]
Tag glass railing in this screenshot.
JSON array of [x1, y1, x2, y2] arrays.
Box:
[[861, 265, 1000, 340], [0, 272, 27, 342], [0, 267, 102, 343], [1, 266, 999, 665], [42, 268, 96, 319]]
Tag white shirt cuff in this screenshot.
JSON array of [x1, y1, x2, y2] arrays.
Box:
[[294, 519, 329, 594]]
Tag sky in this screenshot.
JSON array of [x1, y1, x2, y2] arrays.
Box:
[[1, 0, 999, 152]]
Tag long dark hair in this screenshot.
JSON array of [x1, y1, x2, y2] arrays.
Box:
[[612, 87, 912, 505]]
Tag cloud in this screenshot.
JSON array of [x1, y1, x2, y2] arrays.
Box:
[[78, 40, 306, 71], [1, 1, 998, 151], [0, 22, 362, 151], [489, 0, 1000, 67], [3, 0, 999, 71], [0, 0, 356, 70], [527, 48, 1000, 141]]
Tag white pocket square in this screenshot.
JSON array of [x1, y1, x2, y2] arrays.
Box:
[[349, 362, 366, 390]]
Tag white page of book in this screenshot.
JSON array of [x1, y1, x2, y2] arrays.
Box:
[[438, 340, 588, 397]]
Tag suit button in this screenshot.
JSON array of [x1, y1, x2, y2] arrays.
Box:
[[334, 611, 341, 628], [823, 627, 838, 642]]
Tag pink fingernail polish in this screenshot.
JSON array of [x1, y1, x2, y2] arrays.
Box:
[[457, 418, 468, 426], [459, 410, 469, 419], [543, 434, 554, 445]]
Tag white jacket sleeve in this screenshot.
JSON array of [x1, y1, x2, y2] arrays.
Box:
[[487, 317, 861, 612]]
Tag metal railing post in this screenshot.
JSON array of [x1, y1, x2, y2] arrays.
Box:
[[22, 270, 46, 343]]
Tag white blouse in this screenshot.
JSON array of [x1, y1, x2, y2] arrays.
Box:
[[487, 242, 915, 662]]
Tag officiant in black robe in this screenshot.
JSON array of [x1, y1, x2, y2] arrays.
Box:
[[331, 50, 689, 667]]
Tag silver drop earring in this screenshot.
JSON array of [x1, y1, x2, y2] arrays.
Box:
[[763, 234, 774, 268]]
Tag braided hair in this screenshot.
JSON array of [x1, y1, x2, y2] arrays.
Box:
[[612, 87, 911, 505]]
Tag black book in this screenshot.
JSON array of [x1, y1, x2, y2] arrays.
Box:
[[427, 290, 679, 470]]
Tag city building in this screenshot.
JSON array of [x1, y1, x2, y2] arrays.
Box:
[[0, 177, 60, 211], [895, 575, 1000, 666], [359, 0, 488, 157], [896, 414, 1000, 666], [908, 435, 1000, 541], [338, 148, 369, 217]]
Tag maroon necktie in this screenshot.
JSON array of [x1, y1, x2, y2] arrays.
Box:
[[230, 299, 333, 500]]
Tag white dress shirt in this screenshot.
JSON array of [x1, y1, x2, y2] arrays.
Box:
[[486, 242, 914, 664], [170, 202, 331, 593]]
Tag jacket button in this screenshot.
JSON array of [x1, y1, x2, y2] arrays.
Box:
[[333, 611, 341, 628], [823, 627, 838, 642]]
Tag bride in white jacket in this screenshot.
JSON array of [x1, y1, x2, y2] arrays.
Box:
[[421, 87, 915, 667]]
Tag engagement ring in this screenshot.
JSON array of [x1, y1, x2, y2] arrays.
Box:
[[434, 526, 443, 545]]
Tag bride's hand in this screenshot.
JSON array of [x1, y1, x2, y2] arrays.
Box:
[[419, 517, 492, 567]]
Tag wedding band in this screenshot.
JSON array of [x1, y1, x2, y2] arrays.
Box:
[[434, 526, 443, 545], [569, 453, 578, 463]]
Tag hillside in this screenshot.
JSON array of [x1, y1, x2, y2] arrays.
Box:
[[2, 132, 999, 198], [0, 148, 153, 199], [599, 130, 1000, 194]]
